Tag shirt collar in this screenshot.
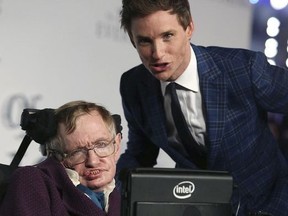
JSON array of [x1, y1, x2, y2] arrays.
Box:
[[161, 46, 199, 95], [65, 167, 116, 212]]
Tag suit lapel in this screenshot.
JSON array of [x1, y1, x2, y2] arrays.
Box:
[[136, 71, 199, 167], [193, 45, 227, 166], [138, 73, 169, 149]]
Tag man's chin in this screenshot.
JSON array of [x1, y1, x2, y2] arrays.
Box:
[[152, 72, 171, 82], [83, 177, 105, 189], [87, 182, 106, 191]]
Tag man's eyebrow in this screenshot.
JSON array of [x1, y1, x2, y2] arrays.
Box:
[[92, 137, 112, 143], [134, 30, 175, 42], [135, 35, 151, 41], [161, 29, 175, 35]]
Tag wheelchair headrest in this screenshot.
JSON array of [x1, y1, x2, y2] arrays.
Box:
[[20, 108, 122, 145]]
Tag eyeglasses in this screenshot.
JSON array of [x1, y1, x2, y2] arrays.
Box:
[[50, 137, 116, 167]]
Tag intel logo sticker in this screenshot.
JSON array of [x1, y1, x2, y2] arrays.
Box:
[[173, 181, 195, 199]]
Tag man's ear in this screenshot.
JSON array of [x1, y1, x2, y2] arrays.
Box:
[[114, 133, 122, 161], [186, 20, 194, 40]]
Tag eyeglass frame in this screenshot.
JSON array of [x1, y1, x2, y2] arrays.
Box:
[[49, 136, 116, 167]]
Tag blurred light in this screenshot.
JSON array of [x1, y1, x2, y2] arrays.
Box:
[[265, 38, 278, 49], [266, 28, 279, 37], [270, 0, 288, 10], [267, 17, 280, 28], [264, 38, 278, 58], [286, 59, 288, 68], [249, 0, 259, 4], [266, 17, 280, 37], [268, 59, 276, 65], [265, 48, 278, 58]]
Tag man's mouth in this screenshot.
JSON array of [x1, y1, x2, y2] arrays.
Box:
[[151, 62, 169, 72], [84, 169, 102, 179]]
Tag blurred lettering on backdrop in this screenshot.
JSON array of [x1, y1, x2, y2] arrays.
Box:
[[0, 0, 251, 166]]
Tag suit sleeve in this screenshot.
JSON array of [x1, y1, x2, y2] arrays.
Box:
[[251, 51, 288, 114], [117, 70, 159, 174]]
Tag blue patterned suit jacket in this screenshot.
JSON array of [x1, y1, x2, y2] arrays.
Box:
[[117, 44, 288, 215]]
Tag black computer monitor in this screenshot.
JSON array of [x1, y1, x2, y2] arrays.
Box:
[[120, 168, 233, 216]]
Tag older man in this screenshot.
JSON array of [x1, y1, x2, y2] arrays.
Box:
[[0, 100, 121, 216]]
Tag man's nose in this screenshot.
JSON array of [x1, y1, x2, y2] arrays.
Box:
[[152, 41, 165, 59], [85, 149, 101, 166]]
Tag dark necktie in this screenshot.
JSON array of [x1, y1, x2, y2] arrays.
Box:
[[167, 82, 207, 169]]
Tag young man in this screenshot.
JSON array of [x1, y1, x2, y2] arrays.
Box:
[[116, 0, 288, 215], [0, 101, 121, 216]]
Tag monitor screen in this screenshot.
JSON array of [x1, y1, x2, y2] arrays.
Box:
[[120, 168, 233, 216]]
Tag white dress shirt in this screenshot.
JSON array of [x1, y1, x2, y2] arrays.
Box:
[[161, 46, 206, 155]]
